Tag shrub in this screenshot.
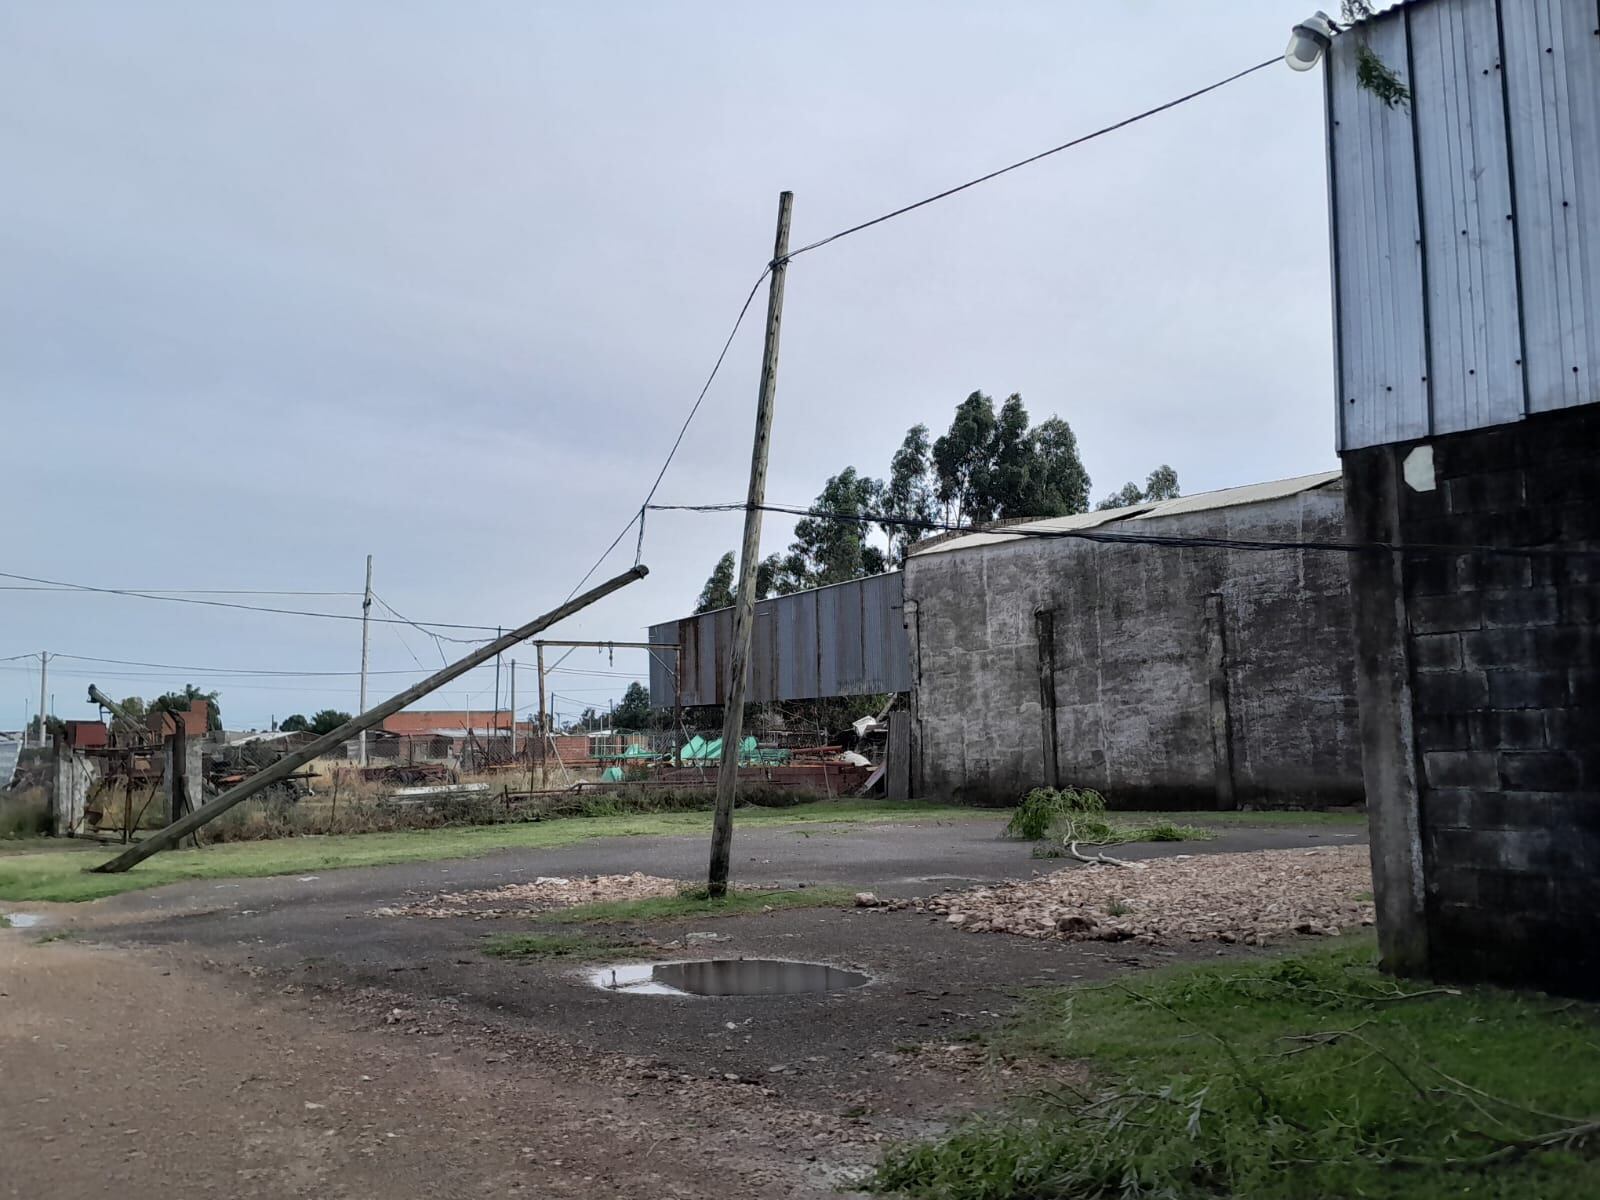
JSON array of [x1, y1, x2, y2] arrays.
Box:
[[1005, 787, 1106, 841]]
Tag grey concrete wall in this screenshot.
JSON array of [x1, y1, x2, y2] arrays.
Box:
[[51, 744, 99, 836], [904, 487, 1364, 808], [1345, 406, 1600, 998]]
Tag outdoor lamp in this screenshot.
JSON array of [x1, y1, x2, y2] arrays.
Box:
[[1286, 11, 1336, 71]]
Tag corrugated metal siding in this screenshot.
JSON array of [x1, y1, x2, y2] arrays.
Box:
[[647, 573, 912, 707], [1329, 13, 1429, 447], [1327, 0, 1600, 449], [1407, 0, 1524, 433], [1502, 0, 1600, 413]]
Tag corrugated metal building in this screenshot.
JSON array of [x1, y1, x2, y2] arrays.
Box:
[[648, 572, 912, 707], [1328, 0, 1600, 448], [1326, 0, 1600, 997]]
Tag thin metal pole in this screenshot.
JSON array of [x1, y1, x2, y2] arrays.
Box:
[[708, 190, 792, 898], [508, 659, 517, 757], [91, 565, 648, 872], [493, 625, 503, 744], [358, 555, 372, 767]]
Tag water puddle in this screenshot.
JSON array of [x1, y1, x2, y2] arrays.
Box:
[[3, 913, 45, 929], [590, 958, 870, 997]]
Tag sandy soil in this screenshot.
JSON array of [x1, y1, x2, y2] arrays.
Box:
[[1, 932, 882, 1199]]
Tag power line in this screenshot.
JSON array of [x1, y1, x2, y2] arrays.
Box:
[[564, 266, 774, 602], [0, 569, 502, 633], [646, 502, 1600, 562], [784, 56, 1281, 261], [0, 586, 362, 596], [618, 54, 1283, 573]]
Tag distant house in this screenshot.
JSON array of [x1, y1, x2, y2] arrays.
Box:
[[379, 710, 517, 737], [146, 699, 210, 738]]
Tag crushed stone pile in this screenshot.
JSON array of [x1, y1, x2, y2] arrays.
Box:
[[375, 872, 681, 919], [907, 846, 1374, 946]]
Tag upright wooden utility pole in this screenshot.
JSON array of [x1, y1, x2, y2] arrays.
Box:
[[358, 555, 373, 766], [508, 659, 517, 757], [536, 642, 548, 743], [707, 189, 793, 898], [36, 651, 49, 748]]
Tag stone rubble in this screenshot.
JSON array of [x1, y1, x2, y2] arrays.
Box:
[[879, 846, 1375, 946], [372, 872, 681, 919]]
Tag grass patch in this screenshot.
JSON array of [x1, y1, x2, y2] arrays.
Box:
[[481, 930, 646, 960], [549, 885, 856, 925], [0, 798, 971, 903], [870, 937, 1600, 1199]]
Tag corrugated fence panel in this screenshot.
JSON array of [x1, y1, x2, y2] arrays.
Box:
[[650, 574, 908, 707], [778, 588, 819, 700], [1503, 0, 1600, 414], [648, 625, 675, 704], [1330, 14, 1430, 450], [749, 598, 778, 703], [1408, 0, 1526, 433]]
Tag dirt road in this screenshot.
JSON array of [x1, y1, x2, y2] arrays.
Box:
[[2, 815, 1365, 1198], [2, 931, 884, 1198]]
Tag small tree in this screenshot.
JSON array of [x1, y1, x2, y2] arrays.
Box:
[[308, 709, 353, 736], [278, 713, 310, 733], [612, 682, 652, 730]]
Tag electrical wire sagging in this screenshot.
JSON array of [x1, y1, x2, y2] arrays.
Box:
[[646, 502, 1600, 563]]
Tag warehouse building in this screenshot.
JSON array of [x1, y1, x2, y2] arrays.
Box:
[[903, 472, 1364, 808]]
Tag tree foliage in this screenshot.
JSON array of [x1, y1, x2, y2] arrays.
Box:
[[308, 709, 352, 735], [278, 713, 310, 733], [612, 682, 652, 730], [765, 467, 887, 594], [695, 552, 736, 614], [1096, 463, 1181, 511], [149, 684, 222, 732], [926, 392, 1091, 527], [879, 424, 939, 563]]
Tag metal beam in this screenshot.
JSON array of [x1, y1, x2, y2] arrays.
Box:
[[91, 566, 649, 873]]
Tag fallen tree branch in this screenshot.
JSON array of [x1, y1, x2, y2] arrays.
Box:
[[1066, 839, 1144, 869]]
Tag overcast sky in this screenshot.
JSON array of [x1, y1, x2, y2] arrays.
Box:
[[1, 1, 1337, 731]]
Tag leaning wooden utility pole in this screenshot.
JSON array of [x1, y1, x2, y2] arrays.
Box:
[[358, 554, 373, 767], [91, 565, 649, 873], [707, 189, 793, 898]]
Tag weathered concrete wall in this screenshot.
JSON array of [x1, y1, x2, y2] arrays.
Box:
[[904, 487, 1364, 808], [1345, 406, 1600, 997], [51, 743, 99, 836]]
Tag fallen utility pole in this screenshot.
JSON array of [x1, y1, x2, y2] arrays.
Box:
[[86, 684, 141, 729], [708, 189, 793, 898], [91, 565, 649, 873], [531, 640, 677, 651]]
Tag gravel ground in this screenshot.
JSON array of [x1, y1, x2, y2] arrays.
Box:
[[908, 845, 1375, 945]]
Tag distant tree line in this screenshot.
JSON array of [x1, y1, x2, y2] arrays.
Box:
[[695, 390, 1178, 611]]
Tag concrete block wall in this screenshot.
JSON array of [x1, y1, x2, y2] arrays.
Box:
[[903, 487, 1364, 808], [1344, 405, 1600, 997]]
